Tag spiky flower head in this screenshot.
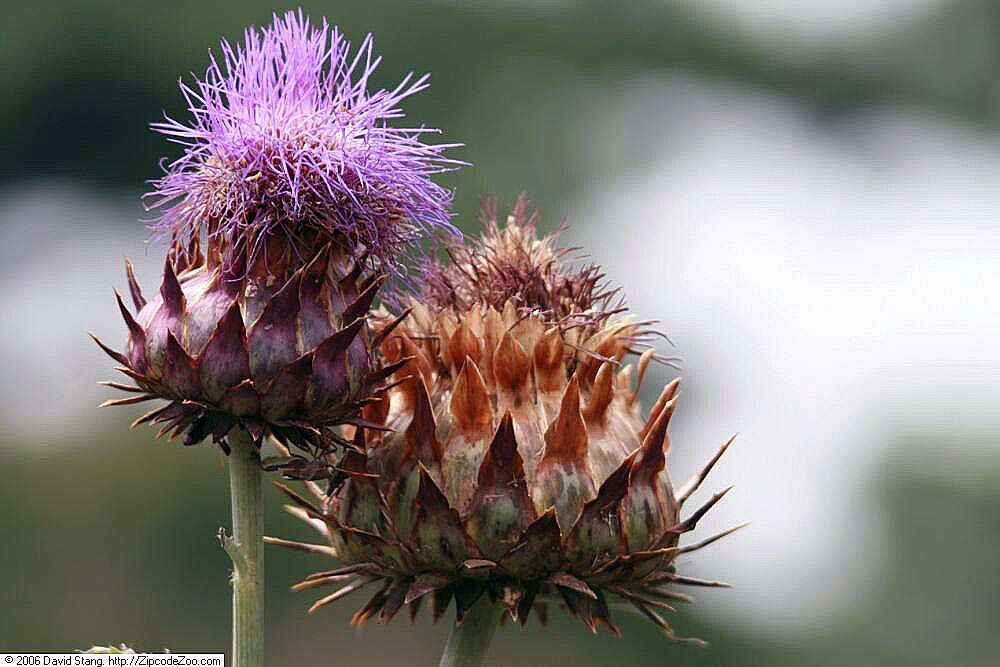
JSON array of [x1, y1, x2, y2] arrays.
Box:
[[146, 10, 461, 273], [272, 197, 741, 641], [91, 11, 461, 467]]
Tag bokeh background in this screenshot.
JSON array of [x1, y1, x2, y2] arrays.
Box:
[[2, 1, 998, 664]]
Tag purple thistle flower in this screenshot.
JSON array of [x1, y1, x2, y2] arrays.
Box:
[[145, 9, 462, 272]]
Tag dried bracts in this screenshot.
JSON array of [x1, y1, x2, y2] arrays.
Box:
[[272, 198, 741, 642]]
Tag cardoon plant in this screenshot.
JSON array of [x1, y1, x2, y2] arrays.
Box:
[[270, 196, 743, 666], [93, 11, 461, 666]]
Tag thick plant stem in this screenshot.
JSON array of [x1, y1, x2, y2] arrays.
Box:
[[222, 429, 263, 667], [438, 595, 500, 667]]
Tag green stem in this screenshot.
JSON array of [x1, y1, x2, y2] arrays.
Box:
[[222, 428, 263, 667], [438, 595, 500, 667]]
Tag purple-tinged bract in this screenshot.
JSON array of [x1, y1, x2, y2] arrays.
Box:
[[146, 10, 461, 271], [93, 240, 410, 470]]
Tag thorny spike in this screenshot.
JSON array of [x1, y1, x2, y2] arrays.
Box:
[[677, 523, 750, 554], [303, 563, 374, 580], [653, 574, 732, 588], [387, 333, 431, 389], [114, 291, 144, 341], [114, 365, 151, 385], [631, 405, 669, 485], [635, 586, 694, 604], [666, 486, 734, 536], [676, 434, 737, 505], [89, 332, 128, 366], [372, 308, 412, 348], [327, 317, 366, 354], [99, 394, 158, 408], [124, 258, 146, 310], [261, 536, 336, 557], [130, 403, 175, 428], [342, 275, 384, 325], [630, 348, 656, 404], [308, 578, 372, 614], [640, 396, 676, 459], [608, 585, 676, 612], [273, 481, 323, 516], [586, 451, 635, 514], [160, 257, 185, 317], [290, 573, 358, 592], [364, 356, 413, 393], [98, 380, 144, 393], [582, 361, 615, 423], [627, 601, 709, 647], [640, 377, 681, 441]]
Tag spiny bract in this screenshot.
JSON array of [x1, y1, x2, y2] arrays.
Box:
[[270, 197, 742, 642], [92, 238, 408, 468]]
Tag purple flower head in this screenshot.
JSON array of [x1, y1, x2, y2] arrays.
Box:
[[145, 10, 462, 273]]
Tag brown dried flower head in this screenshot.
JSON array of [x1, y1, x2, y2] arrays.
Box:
[[418, 194, 614, 321], [271, 196, 741, 642]]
